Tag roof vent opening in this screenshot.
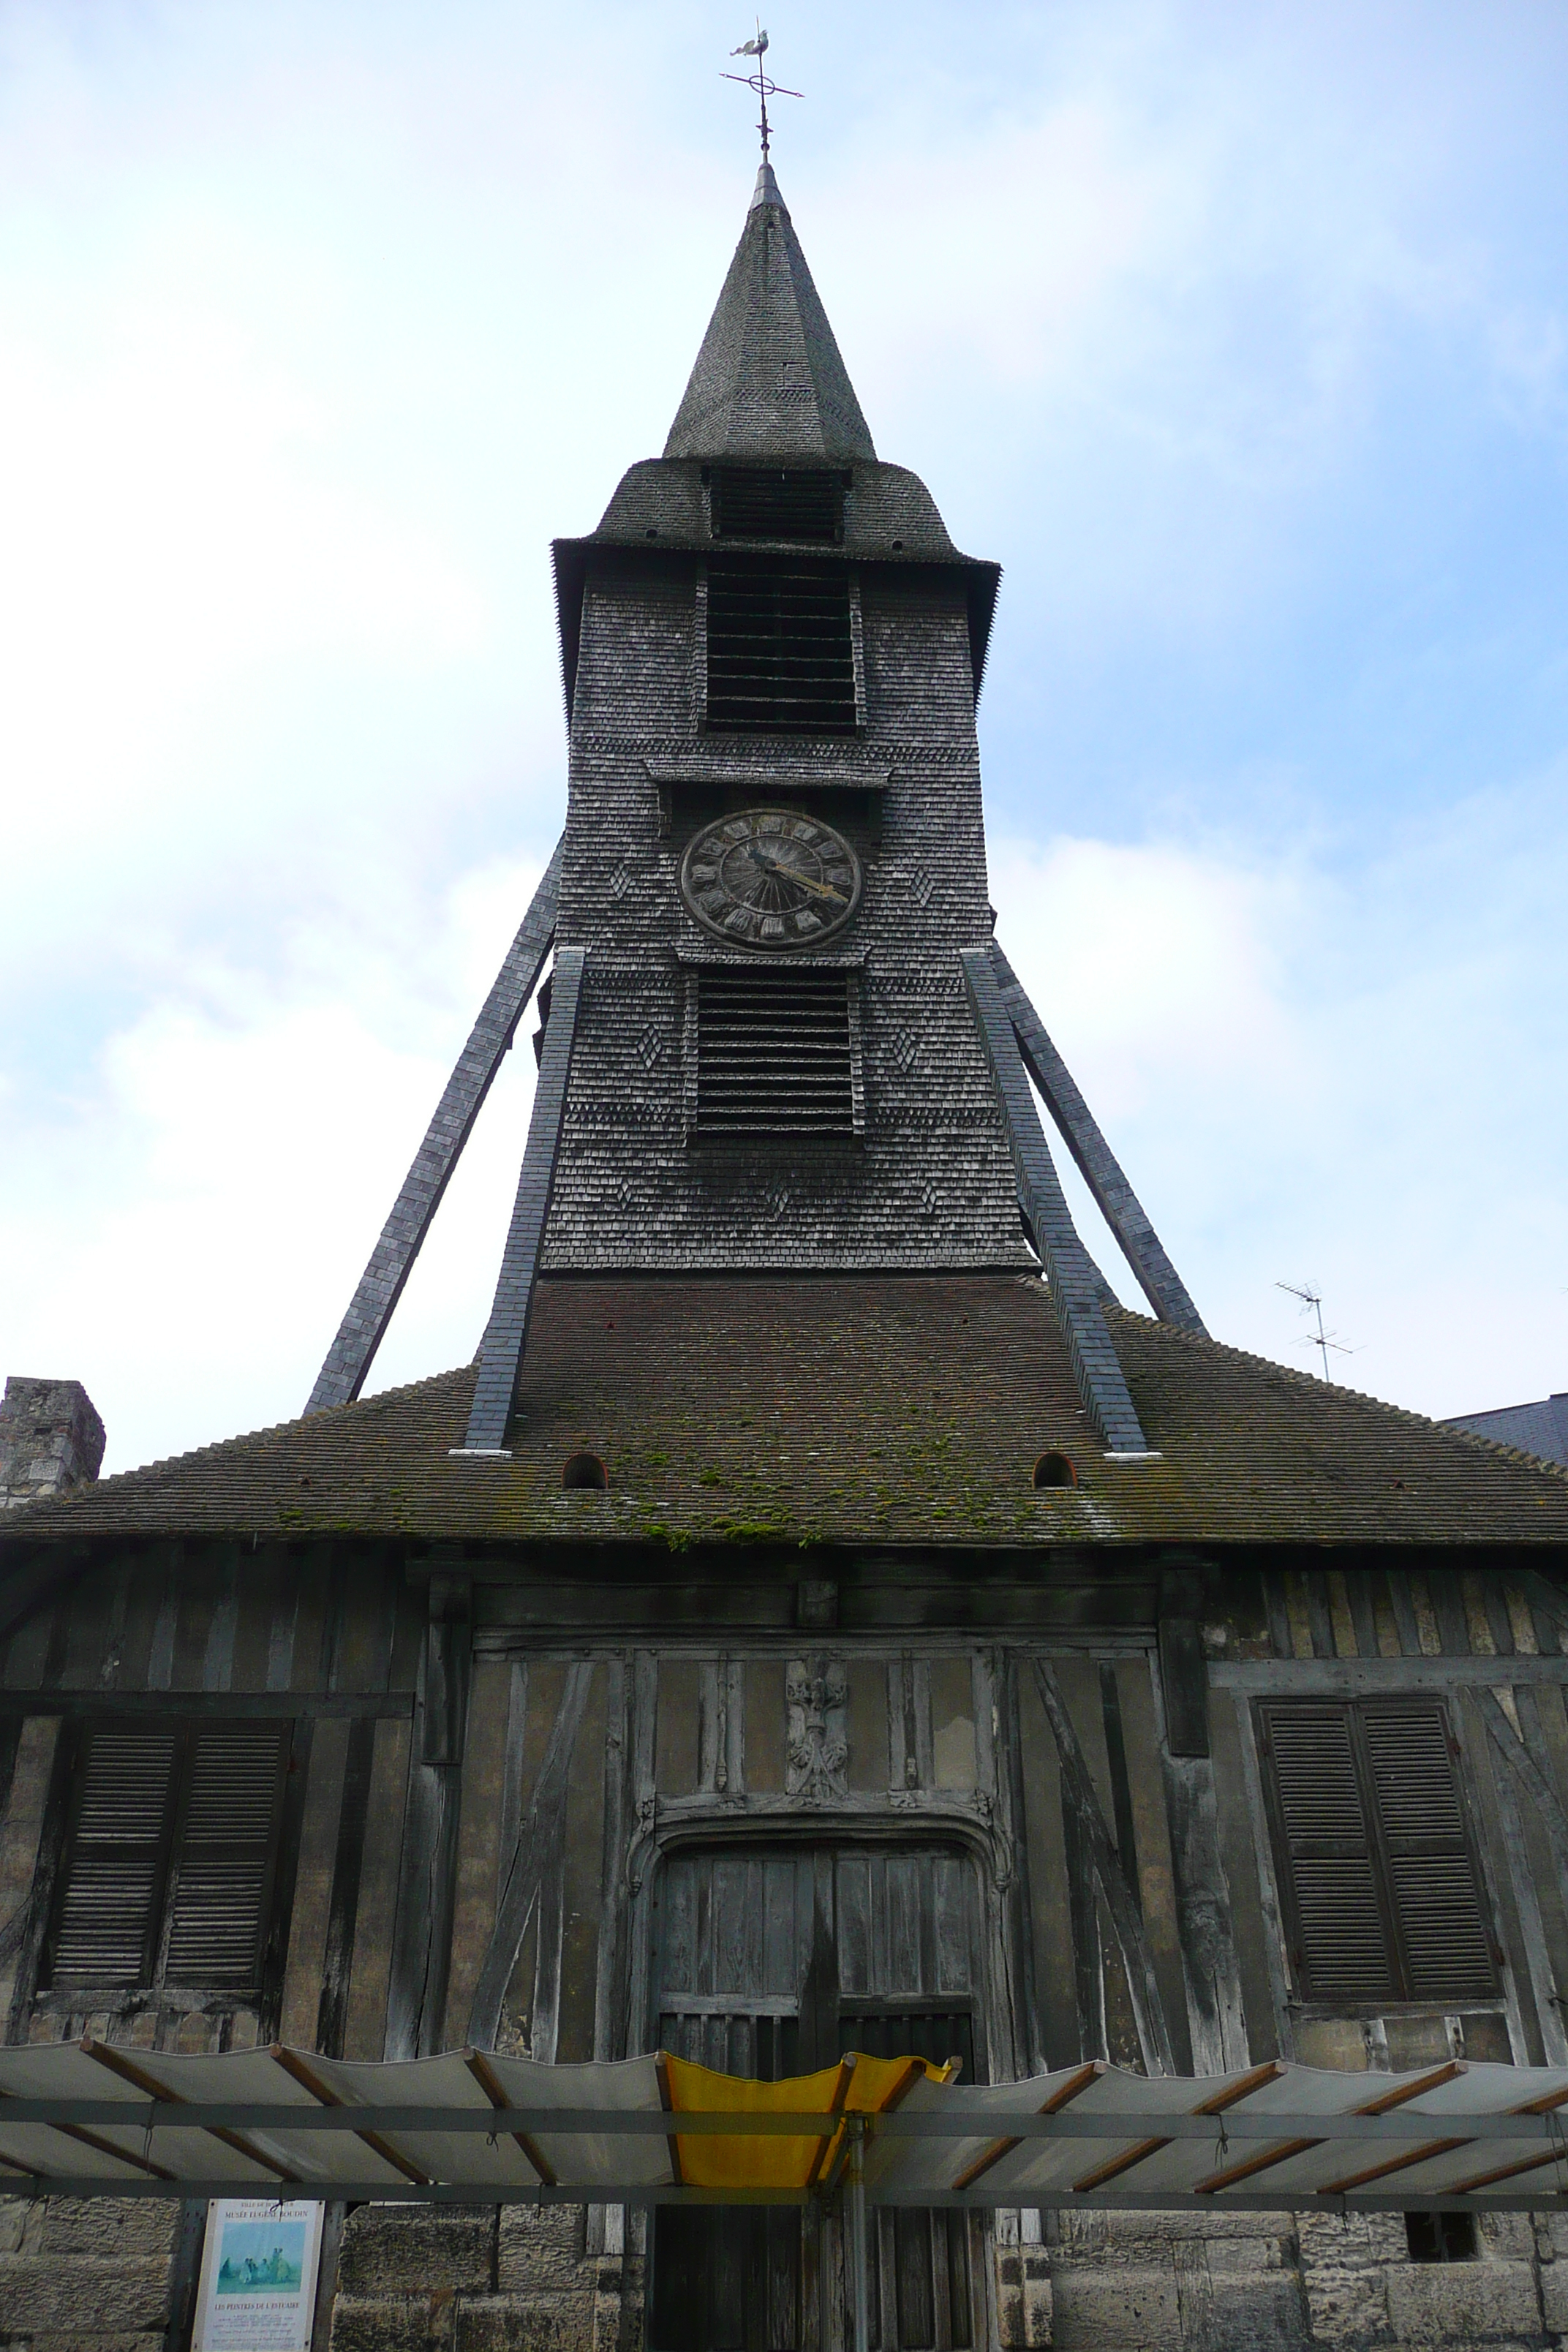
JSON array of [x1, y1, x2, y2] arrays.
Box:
[[562, 1452, 608, 1492], [694, 967, 856, 1137], [1033, 1451, 1078, 1490], [711, 467, 844, 543], [706, 559, 857, 735]]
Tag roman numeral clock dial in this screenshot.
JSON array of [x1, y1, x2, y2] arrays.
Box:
[[679, 808, 862, 948]]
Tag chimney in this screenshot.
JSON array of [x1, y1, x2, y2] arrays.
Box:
[[0, 1376, 106, 1510]]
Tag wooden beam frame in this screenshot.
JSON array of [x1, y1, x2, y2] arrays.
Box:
[[306, 835, 565, 1414]]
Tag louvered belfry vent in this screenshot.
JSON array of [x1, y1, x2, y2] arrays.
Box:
[[711, 467, 844, 543], [44, 1719, 290, 1992], [696, 968, 856, 1136], [1256, 1697, 1497, 2005], [705, 559, 857, 735]]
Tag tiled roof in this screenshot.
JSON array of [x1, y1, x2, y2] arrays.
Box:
[[4, 1275, 1567, 1556]]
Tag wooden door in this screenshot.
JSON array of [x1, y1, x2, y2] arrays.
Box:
[[648, 1843, 985, 2352]]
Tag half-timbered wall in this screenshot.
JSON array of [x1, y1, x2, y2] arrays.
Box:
[[8, 1551, 1568, 2350]]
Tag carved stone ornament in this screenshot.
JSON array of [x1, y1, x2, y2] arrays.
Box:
[[785, 1655, 849, 1803]]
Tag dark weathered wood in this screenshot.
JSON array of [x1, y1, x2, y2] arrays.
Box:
[[257, 1717, 314, 2046], [466, 1659, 594, 2049], [464, 943, 589, 1452], [1346, 1574, 1380, 1662], [317, 1714, 377, 2057], [1474, 1686, 1568, 1880], [961, 946, 1148, 1452], [1384, 1571, 1423, 1657], [986, 940, 1205, 1335], [1033, 1659, 1175, 2074], [421, 1575, 472, 1767], [162, 2198, 208, 2352], [385, 1749, 461, 2061], [0, 1691, 410, 1719], [4, 1717, 71, 2043], [306, 834, 565, 1414]]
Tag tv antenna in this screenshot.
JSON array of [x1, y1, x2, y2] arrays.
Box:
[[1276, 1281, 1358, 1381], [723, 23, 802, 159]]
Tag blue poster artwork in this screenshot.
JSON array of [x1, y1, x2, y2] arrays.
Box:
[[214, 2218, 308, 2296]]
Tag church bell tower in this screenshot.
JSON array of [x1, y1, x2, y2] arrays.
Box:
[[307, 158, 1204, 1464]]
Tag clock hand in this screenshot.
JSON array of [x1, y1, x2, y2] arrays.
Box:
[[742, 840, 848, 904]]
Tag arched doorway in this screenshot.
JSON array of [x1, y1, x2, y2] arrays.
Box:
[[648, 1839, 987, 2352]]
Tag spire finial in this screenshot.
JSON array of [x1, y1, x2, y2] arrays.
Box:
[[723, 22, 802, 161]]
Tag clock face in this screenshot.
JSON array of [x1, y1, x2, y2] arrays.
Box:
[[679, 807, 862, 949]]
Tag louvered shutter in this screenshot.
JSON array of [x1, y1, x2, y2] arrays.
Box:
[[1360, 1700, 1497, 2000], [1259, 1699, 1497, 2005], [706, 561, 858, 734], [696, 969, 856, 1134], [163, 1725, 290, 1987], [46, 1727, 179, 1986], [1259, 1702, 1396, 2002]]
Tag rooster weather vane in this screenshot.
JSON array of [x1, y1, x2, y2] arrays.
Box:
[[723, 22, 802, 159]]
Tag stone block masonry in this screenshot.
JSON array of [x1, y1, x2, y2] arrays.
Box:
[[0, 1375, 105, 1510]]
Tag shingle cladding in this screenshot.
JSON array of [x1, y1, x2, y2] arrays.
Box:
[[541, 557, 1033, 1272], [7, 1277, 1566, 1554]]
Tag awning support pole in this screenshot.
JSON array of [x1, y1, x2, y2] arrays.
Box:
[[847, 2114, 870, 2352]]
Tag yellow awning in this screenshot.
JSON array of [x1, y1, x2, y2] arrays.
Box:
[[661, 2051, 950, 2190]]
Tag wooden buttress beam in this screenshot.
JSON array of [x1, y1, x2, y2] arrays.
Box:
[[461, 944, 586, 1455], [305, 834, 565, 1415], [961, 947, 1150, 1454], [986, 941, 1206, 1335]]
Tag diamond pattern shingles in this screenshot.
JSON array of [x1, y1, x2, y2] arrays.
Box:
[[4, 1278, 1567, 1556]]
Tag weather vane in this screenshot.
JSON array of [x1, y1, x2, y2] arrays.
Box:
[[723, 22, 802, 159]]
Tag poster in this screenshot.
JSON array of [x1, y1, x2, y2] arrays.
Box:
[[192, 2198, 325, 2352]]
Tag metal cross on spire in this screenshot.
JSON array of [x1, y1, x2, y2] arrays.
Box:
[[723, 21, 802, 159]]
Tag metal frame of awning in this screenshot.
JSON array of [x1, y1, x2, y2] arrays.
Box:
[[7, 2049, 1568, 2217], [10, 2053, 1568, 2352]]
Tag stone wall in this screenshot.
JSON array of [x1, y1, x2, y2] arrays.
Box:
[[4, 2195, 1567, 2351], [0, 1376, 105, 1512]]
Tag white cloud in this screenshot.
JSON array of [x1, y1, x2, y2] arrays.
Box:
[[991, 776, 1568, 1422]]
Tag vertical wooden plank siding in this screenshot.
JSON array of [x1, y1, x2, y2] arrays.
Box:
[[0, 1717, 58, 2032], [550, 1662, 608, 2063], [1205, 1694, 1281, 2062], [442, 1658, 513, 2043], [316, 1715, 379, 2058], [345, 1715, 410, 2060], [1114, 1658, 1195, 2073], [1015, 1670, 1077, 2069], [1453, 1688, 1534, 2065], [279, 1715, 350, 2047]]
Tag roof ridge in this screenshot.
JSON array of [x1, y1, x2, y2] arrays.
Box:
[[1109, 1306, 1568, 1488]]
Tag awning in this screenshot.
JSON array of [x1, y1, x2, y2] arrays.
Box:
[[3, 2044, 1568, 2214]]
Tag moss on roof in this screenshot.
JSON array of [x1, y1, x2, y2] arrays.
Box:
[[4, 1275, 1565, 1554]]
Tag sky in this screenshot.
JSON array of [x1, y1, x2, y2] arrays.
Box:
[[2, 0, 1566, 1475]]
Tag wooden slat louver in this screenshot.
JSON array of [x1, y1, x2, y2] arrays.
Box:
[[696, 968, 855, 1136], [711, 467, 844, 543], [48, 1729, 178, 1987], [164, 1725, 290, 1987], [1258, 1699, 1497, 2005], [706, 561, 857, 734], [44, 1720, 290, 1995], [1360, 1700, 1498, 2002]]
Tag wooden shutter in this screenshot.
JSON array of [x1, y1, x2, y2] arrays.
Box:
[[46, 1727, 179, 1986], [163, 1725, 290, 1987], [1360, 1700, 1497, 2001], [696, 969, 856, 1136], [706, 560, 858, 734], [1257, 1699, 1496, 2005], [45, 1719, 290, 1994]]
